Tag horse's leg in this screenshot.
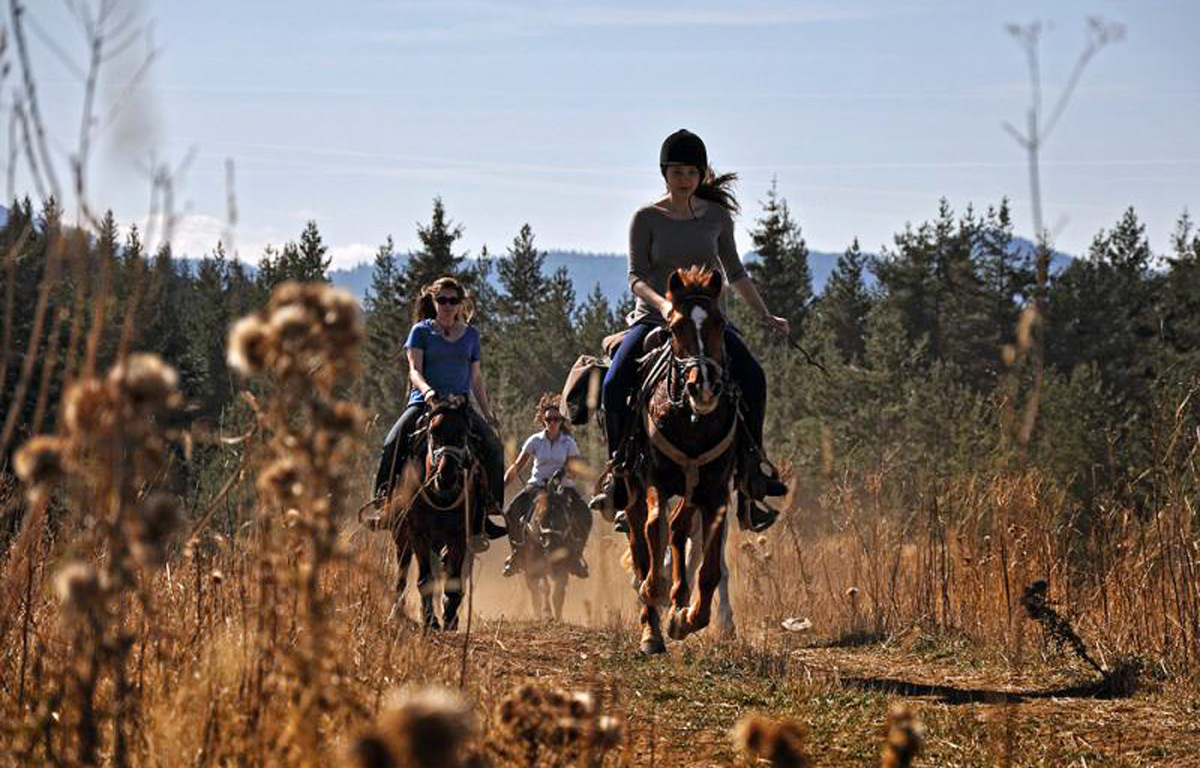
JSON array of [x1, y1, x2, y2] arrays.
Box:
[[667, 502, 693, 641], [552, 569, 567, 622], [415, 542, 439, 631], [636, 489, 669, 655], [639, 490, 670, 608], [389, 531, 414, 622], [685, 505, 729, 634], [524, 572, 542, 619], [715, 514, 736, 638], [625, 494, 650, 595], [441, 543, 466, 632]]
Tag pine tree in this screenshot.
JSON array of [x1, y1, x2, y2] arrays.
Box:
[[817, 238, 872, 363], [401, 197, 467, 307], [1161, 211, 1200, 355], [576, 282, 618, 356], [256, 220, 331, 291], [975, 199, 1034, 357], [363, 236, 409, 415], [496, 223, 547, 326], [746, 179, 812, 330]]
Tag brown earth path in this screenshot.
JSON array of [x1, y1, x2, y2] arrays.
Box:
[[420, 617, 1200, 767]]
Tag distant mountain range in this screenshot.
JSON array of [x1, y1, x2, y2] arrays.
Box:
[[327, 239, 1072, 307], [327, 249, 856, 307]]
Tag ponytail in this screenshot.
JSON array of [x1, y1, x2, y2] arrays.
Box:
[[695, 168, 740, 215]]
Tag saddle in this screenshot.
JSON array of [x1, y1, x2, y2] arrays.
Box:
[[563, 327, 673, 426]]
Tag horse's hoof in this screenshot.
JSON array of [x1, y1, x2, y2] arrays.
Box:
[[424, 618, 441, 631], [639, 637, 667, 656], [667, 609, 689, 641]]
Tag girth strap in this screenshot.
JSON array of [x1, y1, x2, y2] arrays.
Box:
[[644, 411, 737, 504]]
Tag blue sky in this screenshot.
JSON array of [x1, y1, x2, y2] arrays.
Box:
[[27, 0, 1199, 268]]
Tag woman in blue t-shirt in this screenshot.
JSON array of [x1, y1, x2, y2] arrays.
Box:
[[374, 276, 505, 550]]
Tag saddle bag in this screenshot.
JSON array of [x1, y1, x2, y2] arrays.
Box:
[[561, 354, 609, 426]]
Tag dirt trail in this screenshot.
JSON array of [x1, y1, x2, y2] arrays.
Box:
[[427, 615, 1200, 767]]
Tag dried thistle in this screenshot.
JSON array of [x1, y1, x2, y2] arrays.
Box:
[[732, 714, 810, 768], [349, 687, 474, 768], [54, 561, 107, 617], [496, 681, 623, 757], [880, 703, 923, 768], [227, 315, 273, 375], [13, 434, 67, 487], [130, 492, 181, 568]]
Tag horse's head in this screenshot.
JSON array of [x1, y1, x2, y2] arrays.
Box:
[[426, 394, 472, 497], [665, 267, 727, 416]]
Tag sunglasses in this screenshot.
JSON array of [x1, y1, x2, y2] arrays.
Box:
[[544, 414, 563, 423], [435, 295, 462, 306]]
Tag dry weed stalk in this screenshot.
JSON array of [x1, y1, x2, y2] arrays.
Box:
[[13, 352, 183, 766], [348, 686, 476, 768], [495, 681, 624, 766], [879, 703, 923, 768], [732, 713, 810, 768], [228, 280, 365, 764]]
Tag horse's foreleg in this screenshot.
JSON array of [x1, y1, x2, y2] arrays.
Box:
[[415, 545, 439, 630], [551, 570, 567, 622], [635, 490, 670, 655], [715, 515, 736, 638], [639, 491, 670, 608], [667, 504, 693, 641], [625, 496, 650, 595], [685, 506, 729, 635], [390, 534, 414, 622], [441, 545, 467, 632]]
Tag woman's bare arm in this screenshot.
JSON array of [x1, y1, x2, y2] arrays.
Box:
[[407, 348, 434, 398], [504, 451, 531, 487], [470, 361, 497, 423]]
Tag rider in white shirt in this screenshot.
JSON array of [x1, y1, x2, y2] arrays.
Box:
[[502, 397, 591, 578]]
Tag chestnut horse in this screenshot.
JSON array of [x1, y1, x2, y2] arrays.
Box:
[[388, 396, 479, 630], [623, 267, 739, 654]]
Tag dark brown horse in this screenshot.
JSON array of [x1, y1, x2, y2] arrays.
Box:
[[623, 267, 739, 654], [515, 468, 577, 621], [387, 396, 480, 630]]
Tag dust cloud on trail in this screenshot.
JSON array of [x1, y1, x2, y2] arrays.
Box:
[[466, 528, 637, 626]]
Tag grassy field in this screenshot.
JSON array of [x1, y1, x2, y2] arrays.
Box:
[[1, 283, 1196, 767]]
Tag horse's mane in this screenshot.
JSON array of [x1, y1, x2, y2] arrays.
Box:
[[667, 266, 722, 305]]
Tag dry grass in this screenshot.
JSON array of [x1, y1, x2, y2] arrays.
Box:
[[0, 283, 1196, 766]]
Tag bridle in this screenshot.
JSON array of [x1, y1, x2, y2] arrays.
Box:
[[419, 414, 475, 512], [664, 297, 731, 412]]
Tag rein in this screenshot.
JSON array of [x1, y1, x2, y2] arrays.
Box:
[[418, 437, 475, 512]]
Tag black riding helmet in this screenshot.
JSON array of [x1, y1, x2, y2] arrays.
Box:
[[659, 129, 707, 177]]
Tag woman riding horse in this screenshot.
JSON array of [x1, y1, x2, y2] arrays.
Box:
[[373, 276, 505, 551], [502, 394, 591, 578], [590, 128, 788, 528]]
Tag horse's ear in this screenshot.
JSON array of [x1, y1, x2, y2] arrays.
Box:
[[703, 269, 723, 297], [667, 270, 686, 302]]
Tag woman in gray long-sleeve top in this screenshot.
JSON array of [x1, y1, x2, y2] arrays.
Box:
[[590, 129, 789, 531]]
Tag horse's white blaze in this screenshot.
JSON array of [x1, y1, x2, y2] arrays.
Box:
[[690, 305, 709, 390]]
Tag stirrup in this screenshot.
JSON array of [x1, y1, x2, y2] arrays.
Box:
[[736, 494, 778, 533]]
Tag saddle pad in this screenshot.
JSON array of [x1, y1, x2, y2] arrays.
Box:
[[562, 355, 609, 425]]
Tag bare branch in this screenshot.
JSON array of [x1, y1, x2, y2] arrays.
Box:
[[12, 99, 48, 201], [26, 13, 87, 81], [1001, 120, 1030, 148], [1042, 17, 1126, 140], [10, 0, 64, 199], [97, 37, 160, 135], [223, 157, 238, 257]]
